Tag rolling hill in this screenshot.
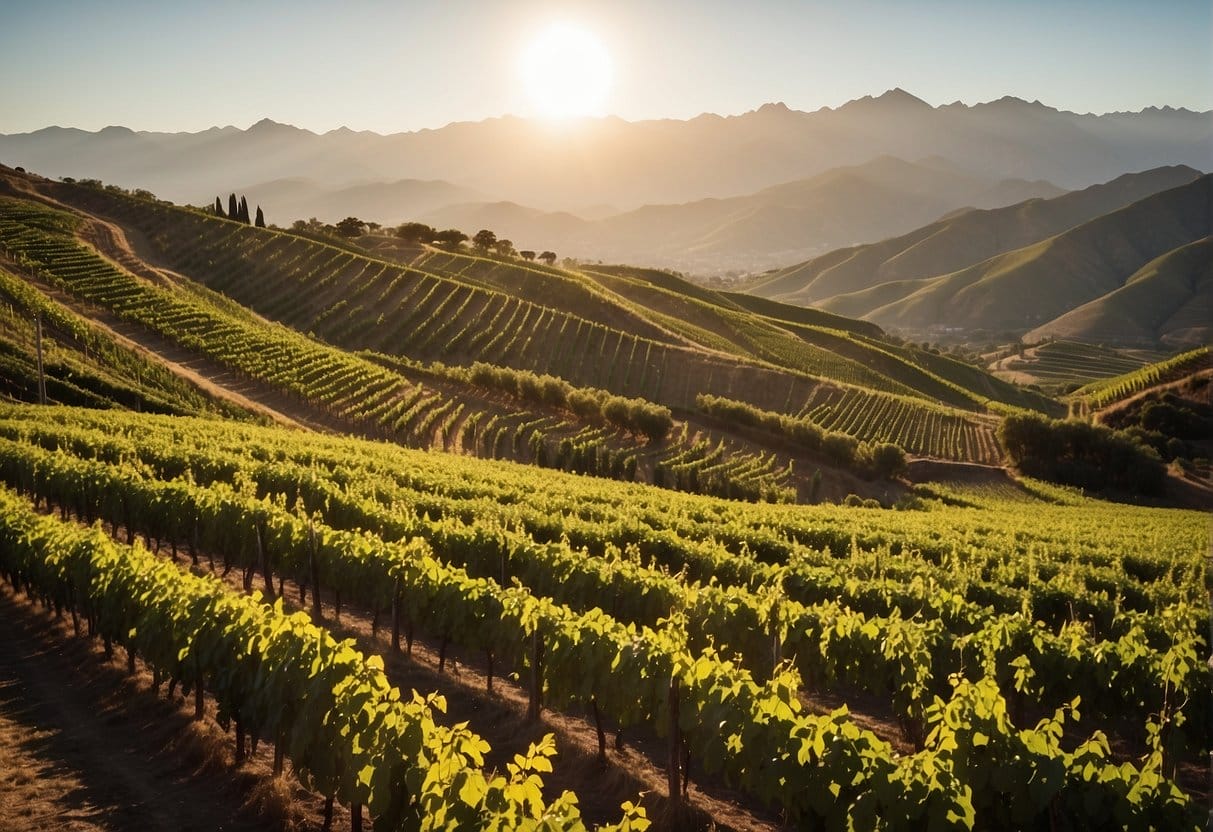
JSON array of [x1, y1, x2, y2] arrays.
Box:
[[791, 174, 1211, 344], [859, 174, 1212, 336], [419, 156, 1066, 273], [749, 165, 1202, 303], [0, 165, 1066, 493], [1024, 237, 1212, 348]]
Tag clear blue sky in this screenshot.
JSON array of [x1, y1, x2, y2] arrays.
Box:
[[2, 0, 1209, 133]]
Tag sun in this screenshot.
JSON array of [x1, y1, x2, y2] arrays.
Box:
[[519, 22, 612, 119]]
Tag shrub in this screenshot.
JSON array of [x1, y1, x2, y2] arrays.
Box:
[[869, 442, 907, 478], [998, 413, 1165, 495], [822, 432, 858, 466]]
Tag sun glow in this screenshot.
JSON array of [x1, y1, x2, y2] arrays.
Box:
[[519, 22, 612, 119]]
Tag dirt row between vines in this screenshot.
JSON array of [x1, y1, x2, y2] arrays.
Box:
[[23, 499, 795, 831], [0, 585, 332, 832]]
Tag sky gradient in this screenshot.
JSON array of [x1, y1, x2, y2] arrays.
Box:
[[2, 0, 1210, 134]]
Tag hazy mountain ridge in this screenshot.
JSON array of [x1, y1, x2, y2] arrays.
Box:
[[753, 165, 1203, 302], [849, 175, 1212, 343], [419, 156, 1067, 273], [3, 90, 1207, 214]]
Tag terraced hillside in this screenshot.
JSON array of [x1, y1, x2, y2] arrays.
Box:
[[3, 192, 946, 502], [18, 174, 1053, 418], [0, 265, 253, 419], [1070, 347, 1212, 411], [15, 167, 1139, 489], [990, 341, 1164, 391]]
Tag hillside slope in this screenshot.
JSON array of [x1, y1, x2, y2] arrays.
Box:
[[860, 174, 1212, 336], [1025, 237, 1212, 348], [0, 178, 1017, 506], [749, 165, 1202, 303], [13, 171, 1059, 417]]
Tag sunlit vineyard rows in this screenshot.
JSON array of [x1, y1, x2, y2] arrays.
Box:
[[0, 404, 1204, 829], [1072, 346, 1211, 410], [799, 385, 1002, 464]]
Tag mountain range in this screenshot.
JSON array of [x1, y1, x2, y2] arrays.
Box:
[[749, 169, 1211, 348], [2, 88, 1208, 220], [416, 156, 1067, 273]]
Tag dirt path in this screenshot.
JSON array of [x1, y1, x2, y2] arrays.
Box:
[[9, 265, 335, 433], [0, 588, 289, 832]]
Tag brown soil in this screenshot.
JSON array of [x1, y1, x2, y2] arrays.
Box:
[[158, 536, 788, 832], [0, 586, 327, 832], [24, 492, 790, 831]]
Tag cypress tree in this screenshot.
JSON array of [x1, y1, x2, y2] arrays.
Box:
[[214, 196, 225, 217], [255, 206, 265, 228], [238, 195, 250, 224], [228, 193, 239, 219]]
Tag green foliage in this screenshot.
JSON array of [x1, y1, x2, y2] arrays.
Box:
[[433, 228, 468, 247], [998, 413, 1166, 494], [697, 393, 907, 480], [1074, 347, 1211, 410], [395, 222, 436, 243], [0, 406, 1203, 830], [0, 485, 617, 830], [472, 229, 497, 251]]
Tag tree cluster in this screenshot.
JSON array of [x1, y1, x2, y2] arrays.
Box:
[[213, 193, 265, 227], [696, 393, 907, 480], [1100, 386, 1212, 466], [998, 412, 1166, 495]]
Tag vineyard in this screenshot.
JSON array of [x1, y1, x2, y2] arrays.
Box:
[[34, 181, 1056, 423], [992, 340, 1165, 389], [0, 196, 811, 501], [35, 185, 830, 413], [797, 385, 1002, 464], [0, 267, 247, 418], [0, 404, 1206, 830], [1071, 346, 1212, 410]]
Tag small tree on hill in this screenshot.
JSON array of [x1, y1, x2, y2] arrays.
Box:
[[433, 228, 468, 248], [335, 216, 366, 238], [214, 196, 225, 217], [238, 195, 251, 224], [472, 229, 497, 251], [539, 251, 557, 265], [494, 239, 516, 258], [395, 222, 436, 243], [519, 250, 536, 261], [254, 205, 265, 227], [228, 193, 239, 219]]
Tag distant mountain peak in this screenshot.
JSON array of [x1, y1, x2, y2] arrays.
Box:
[[983, 95, 1055, 113], [247, 117, 306, 134], [845, 88, 932, 110]]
